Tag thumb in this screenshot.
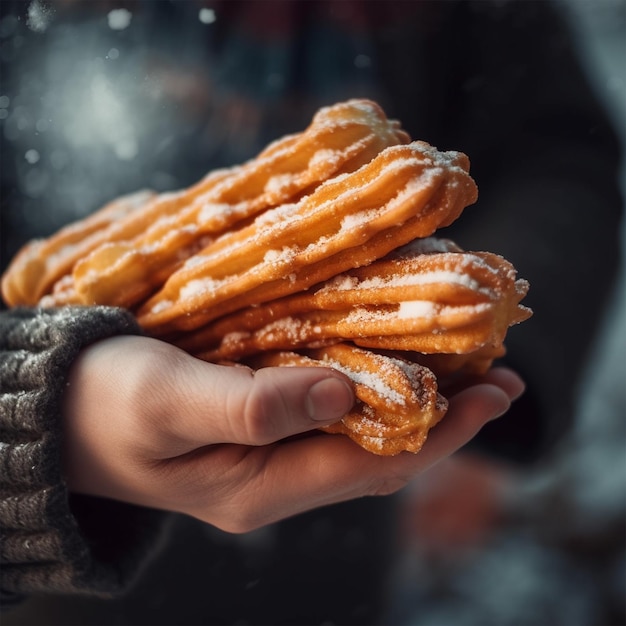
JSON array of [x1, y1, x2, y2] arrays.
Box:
[[165, 357, 355, 450]]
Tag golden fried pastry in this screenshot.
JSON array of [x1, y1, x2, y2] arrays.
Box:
[[0, 189, 156, 307], [2, 99, 407, 309], [406, 343, 507, 377], [137, 142, 478, 334], [181, 237, 530, 362], [247, 343, 448, 456], [62, 100, 409, 309], [0, 98, 532, 457]]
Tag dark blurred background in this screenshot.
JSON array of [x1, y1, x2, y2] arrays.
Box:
[[389, 2, 626, 624], [1, 1, 624, 625]]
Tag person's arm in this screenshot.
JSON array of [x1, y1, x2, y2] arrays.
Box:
[[0, 306, 167, 606]]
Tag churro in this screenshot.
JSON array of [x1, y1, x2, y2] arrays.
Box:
[[0, 98, 531, 456], [181, 238, 530, 362], [1, 189, 155, 307], [137, 142, 477, 333], [247, 343, 448, 456], [67, 100, 410, 308]]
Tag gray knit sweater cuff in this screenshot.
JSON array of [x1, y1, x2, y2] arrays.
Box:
[[1, 306, 169, 604]]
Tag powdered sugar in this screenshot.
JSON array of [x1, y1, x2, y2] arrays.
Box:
[[179, 277, 219, 300], [309, 148, 343, 170], [397, 300, 438, 319], [264, 173, 297, 195], [197, 202, 236, 225], [321, 356, 406, 406], [150, 299, 172, 314]]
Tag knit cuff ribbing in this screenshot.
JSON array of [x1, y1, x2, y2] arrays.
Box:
[[1, 307, 168, 601]]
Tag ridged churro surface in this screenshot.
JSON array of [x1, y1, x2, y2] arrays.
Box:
[[248, 344, 448, 456], [182, 237, 530, 362], [137, 142, 477, 332], [0, 99, 531, 456]]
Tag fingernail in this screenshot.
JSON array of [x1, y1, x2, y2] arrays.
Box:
[[306, 377, 354, 422]]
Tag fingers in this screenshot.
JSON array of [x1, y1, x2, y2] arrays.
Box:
[[64, 331, 525, 532], [405, 366, 523, 472], [479, 366, 526, 401], [62, 333, 354, 456], [189, 369, 524, 531], [439, 364, 526, 399], [405, 382, 512, 470], [61, 335, 355, 500], [146, 345, 355, 453]]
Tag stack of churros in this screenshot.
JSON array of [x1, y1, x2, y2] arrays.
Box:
[[1, 99, 531, 455]]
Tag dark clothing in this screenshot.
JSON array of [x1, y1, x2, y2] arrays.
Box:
[[0, 1, 622, 624]]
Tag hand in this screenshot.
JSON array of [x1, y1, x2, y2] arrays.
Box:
[[62, 336, 525, 533]]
